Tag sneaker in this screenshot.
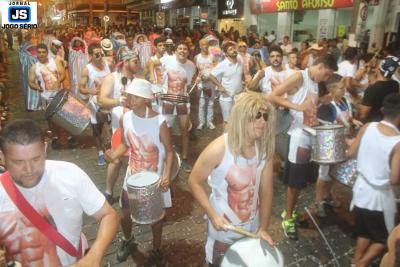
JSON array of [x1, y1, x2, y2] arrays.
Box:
[[145, 248, 162, 267], [282, 217, 297, 240], [325, 199, 341, 208], [207, 121, 216, 130], [196, 123, 204, 130], [181, 160, 192, 173], [103, 192, 114, 205], [315, 202, 327, 217], [280, 210, 299, 222], [97, 154, 106, 166], [116, 237, 137, 262]]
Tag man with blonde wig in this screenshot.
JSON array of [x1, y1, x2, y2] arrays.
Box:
[[189, 92, 276, 266]]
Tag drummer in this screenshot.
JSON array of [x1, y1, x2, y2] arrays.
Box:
[[269, 54, 338, 240], [188, 92, 275, 266], [27, 43, 67, 149], [347, 93, 400, 267], [104, 79, 174, 265], [79, 43, 111, 166], [314, 74, 363, 217]]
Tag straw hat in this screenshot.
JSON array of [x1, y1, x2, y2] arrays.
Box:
[[100, 38, 113, 51]]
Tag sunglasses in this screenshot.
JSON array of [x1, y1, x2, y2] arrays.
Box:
[[94, 52, 103, 58], [239, 45, 247, 48], [254, 111, 268, 122]]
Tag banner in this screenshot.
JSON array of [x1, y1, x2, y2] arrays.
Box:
[[218, 0, 244, 19], [249, 0, 354, 14]]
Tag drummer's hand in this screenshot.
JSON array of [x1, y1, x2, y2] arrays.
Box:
[[104, 149, 113, 162], [257, 229, 274, 246], [256, 69, 265, 79], [218, 86, 230, 97], [298, 98, 313, 112], [160, 176, 170, 192], [210, 214, 230, 232], [352, 119, 363, 128]]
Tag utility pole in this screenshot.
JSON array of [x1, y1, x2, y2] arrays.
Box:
[[104, 0, 109, 35]]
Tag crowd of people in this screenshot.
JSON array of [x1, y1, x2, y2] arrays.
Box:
[[0, 23, 400, 267]]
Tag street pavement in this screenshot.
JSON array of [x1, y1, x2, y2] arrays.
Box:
[[3, 49, 378, 267]]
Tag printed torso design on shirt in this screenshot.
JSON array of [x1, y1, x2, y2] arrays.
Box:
[[123, 110, 165, 179], [35, 58, 59, 92], [225, 163, 257, 222], [196, 53, 215, 90], [161, 56, 195, 96]]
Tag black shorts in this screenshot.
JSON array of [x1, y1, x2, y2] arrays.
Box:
[[354, 206, 388, 244], [287, 161, 318, 189]]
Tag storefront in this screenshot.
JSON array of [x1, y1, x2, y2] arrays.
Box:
[[248, 0, 384, 48], [217, 0, 245, 35]]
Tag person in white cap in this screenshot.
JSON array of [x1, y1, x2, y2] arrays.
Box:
[[49, 39, 65, 62], [101, 38, 115, 71], [105, 79, 174, 265], [79, 43, 111, 166], [98, 49, 141, 203]]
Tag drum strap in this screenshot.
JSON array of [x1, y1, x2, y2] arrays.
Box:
[[0, 172, 83, 259]]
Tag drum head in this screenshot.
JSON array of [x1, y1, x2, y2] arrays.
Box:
[[127, 171, 159, 187], [221, 238, 284, 267], [44, 89, 67, 119]]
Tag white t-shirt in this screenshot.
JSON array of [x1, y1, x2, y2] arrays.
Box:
[[211, 57, 243, 100], [336, 60, 356, 78], [0, 160, 105, 266], [160, 55, 196, 96]]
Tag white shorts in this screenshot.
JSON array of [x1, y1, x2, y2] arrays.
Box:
[[288, 128, 311, 164]]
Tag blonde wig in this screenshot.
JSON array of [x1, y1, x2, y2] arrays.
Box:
[[227, 92, 276, 165]]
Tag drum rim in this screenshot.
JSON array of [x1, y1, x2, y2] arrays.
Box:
[[221, 237, 284, 266], [44, 89, 68, 119], [313, 124, 345, 130], [126, 171, 160, 187]]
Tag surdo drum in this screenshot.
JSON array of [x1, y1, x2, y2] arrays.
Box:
[[221, 238, 284, 267], [45, 89, 91, 135], [330, 159, 358, 187], [126, 171, 165, 224], [305, 124, 346, 164]]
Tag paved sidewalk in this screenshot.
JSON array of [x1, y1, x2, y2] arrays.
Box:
[[5, 49, 365, 267]]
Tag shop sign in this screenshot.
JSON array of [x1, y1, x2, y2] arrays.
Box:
[[160, 0, 202, 10], [156, 12, 166, 27], [218, 0, 244, 18], [249, 0, 354, 14]]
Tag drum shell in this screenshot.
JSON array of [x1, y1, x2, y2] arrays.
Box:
[[330, 159, 358, 187], [310, 125, 346, 164], [126, 172, 165, 224], [45, 90, 91, 135], [221, 237, 284, 267]]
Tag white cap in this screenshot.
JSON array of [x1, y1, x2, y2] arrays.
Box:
[[52, 39, 63, 46], [126, 79, 153, 99]]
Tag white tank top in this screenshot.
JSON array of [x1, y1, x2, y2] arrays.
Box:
[[86, 62, 110, 90], [196, 53, 215, 89], [287, 69, 319, 133], [208, 134, 265, 231], [357, 122, 400, 188], [122, 109, 166, 190]]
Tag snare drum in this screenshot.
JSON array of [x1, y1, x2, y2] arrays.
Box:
[[45, 89, 91, 135], [221, 238, 284, 267], [126, 171, 165, 224], [159, 93, 189, 104]]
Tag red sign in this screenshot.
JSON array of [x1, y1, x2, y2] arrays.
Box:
[[250, 0, 354, 14]]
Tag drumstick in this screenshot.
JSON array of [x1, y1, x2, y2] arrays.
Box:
[[305, 207, 341, 267], [225, 224, 259, 238], [188, 80, 199, 95]]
